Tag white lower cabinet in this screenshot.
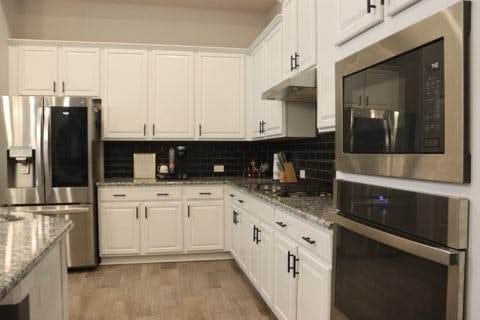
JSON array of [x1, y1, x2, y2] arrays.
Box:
[[297, 248, 332, 320], [258, 223, 275, 306], [248, 215, 262, 288], [185, 201, 225, 252], [142, 202, 183, 254], [99, 202, 141, 256], [237, 208, 251, 272], [273, 232, 299, 320]]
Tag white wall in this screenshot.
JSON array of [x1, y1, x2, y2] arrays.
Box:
[[335, 1, 480, 319], [0, 1, 11, 94], [9, 0, 270, 48]]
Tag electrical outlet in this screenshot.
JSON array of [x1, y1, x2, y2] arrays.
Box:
[[299, 170, 306, 179], [214, 165, 225, 173]]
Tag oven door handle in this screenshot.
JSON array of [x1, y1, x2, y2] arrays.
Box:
[[335, 214, 461, 266]]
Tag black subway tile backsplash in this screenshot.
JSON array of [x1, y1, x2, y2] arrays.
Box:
[[104, 132, 335, 190]]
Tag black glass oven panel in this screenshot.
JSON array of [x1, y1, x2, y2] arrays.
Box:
[[334, 226, 448, 320], [336, 180, 449, 246], [51, 107, 88, 187], [343, 39, 444, 154]]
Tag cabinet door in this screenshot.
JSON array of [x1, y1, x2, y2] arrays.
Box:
[[273, 232, 298, 320], [143, 202, 183, 254], [251, 44, 266, 139], [386, 0, 421, 16], [18, 45, 58, 95], [264, 19, 284, 89], [231, 208, 241, 258], [102, 49, 148, 139], [248, 215, 261, 288], [336, 0, 385, 45], [283, 0, 298, 79], [264, 102, 285, 137], [296, 248, 332, 320], [185, 201, 225, 252], [297, 0, 317, 72], [237, 209, 251, 272], [59, 47, 100, 96], [259, 223, 275, 306], [196, 52, 245, 139], [99, 202, 140, 256], [150, 51, 195, 139]]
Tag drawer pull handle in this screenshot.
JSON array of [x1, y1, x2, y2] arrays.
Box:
[[157, 193, 169, 196], [238, 199, 244, 204], [302, 236, 316, 245], [276, 221, 287, 228], [113, 194, 126, 197], [229, 194, 235, 197], [199, 192, 212, 195]]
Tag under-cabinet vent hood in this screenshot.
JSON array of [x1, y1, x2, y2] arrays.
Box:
[[262, 68, 317, 103]]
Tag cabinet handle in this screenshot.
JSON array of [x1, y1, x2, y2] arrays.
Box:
[[259, 121, 262, 133], [302, 236, 316, 245], [136, 207, 139, 219], [293, 255, 300, 278], [233, 211, 239, 225], [113, 194, 127, 197], [287, 251, 294, 273], [367, 0, 379, 13], [62, 81, 65, 93], [53, 81, 56, 93], [365, 96, 370, 106], [253, 225, 257, 242], [199, 124, 202, 136], [144, 124, 146, 136], [152, 124, 155, 136], [156, 193, 169, 196], [238, 199, 244, 204], [145, 207, 148, 219], [276, 221, 287, 228], [294, 52, 300, 69], [261, 121, 266, 133], [256, 228, 261, 244], [358, 96, 363, 107], [290, 55, 295, 71], [199, 192, 212, 195], [229, 194, 235, 198], [187, 205, 190, 218]]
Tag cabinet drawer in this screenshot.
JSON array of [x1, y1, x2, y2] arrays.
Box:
[[99, 187, 182, 202], [274, 209, 333, 265], [184, 186, 224, 200], [227, 188, 248, 209]]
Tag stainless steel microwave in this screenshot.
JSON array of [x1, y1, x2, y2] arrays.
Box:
[[335, 2, 471, 183]]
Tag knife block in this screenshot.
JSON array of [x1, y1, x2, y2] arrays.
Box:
[[281, 162, 298, 183]]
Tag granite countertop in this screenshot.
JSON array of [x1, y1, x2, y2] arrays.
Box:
[[0, 212, 73, 301], [98, 177, 337, 229]]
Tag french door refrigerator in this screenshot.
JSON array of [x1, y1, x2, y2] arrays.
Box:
[[0, 96, 101, 269]]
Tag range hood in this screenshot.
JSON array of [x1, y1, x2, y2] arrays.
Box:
[[262, 68, 317, 103]]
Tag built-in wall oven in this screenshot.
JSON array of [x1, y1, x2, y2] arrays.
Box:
[[335, 2, 471, 183], [332, 180, 469, 320]]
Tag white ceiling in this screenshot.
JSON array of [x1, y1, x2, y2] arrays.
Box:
[[84, 0, 277, 12]]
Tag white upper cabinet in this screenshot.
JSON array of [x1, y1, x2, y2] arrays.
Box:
[[142, 202, 183, 254], [149, 51, 195, 139], [296, 247, 332, 320], [185, 201, 225, 252], [297, 0, 317, 72], [283, 0, 298, 79], [386, 0, 421, 16], [336, 0, 385, 45], [264, 20, 284, 90], [59, 47, 100, 96], [17, 46, 58, 95], [196, 52, 245, 139], [102, 49, 148, 140]]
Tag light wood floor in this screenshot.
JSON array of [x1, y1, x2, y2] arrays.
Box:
[[68, 260, 277, 320]]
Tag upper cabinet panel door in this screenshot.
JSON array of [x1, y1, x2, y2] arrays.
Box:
[[264, 19, 284, 89], [18, 46, 58, 95], [102, 49, 148, 140], [283, 0, 298, 79], [196, 52, 245, 139], [336, 0, 385, 45], [59, 47, 100, 96], [150, 51, 195, 139], [297, 0, 317, 72], [251, 44, 266, 139], [386, 0, 421, 16]]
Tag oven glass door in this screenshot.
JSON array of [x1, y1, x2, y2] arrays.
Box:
[[343, 39, 445, 154], [333, 216, 463, 320]]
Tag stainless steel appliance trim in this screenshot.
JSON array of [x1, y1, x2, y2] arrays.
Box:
[[448, 198, 470, 249], [334, 214, 460, 266], [335, 2, 470, 183]]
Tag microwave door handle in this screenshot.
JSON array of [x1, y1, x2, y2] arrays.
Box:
[[334, 214, 460, 266]]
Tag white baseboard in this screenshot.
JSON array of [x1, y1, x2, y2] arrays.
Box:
[[100, 251, 233, 265]]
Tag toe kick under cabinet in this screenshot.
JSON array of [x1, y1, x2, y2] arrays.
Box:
[[98, 185, 226, 263]]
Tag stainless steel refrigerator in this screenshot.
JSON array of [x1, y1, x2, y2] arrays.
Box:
[[0, 96, 101, 269]]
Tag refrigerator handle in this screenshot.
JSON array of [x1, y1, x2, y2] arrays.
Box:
[[42, 107, 52, 194], [36, 105, 45, 199]]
